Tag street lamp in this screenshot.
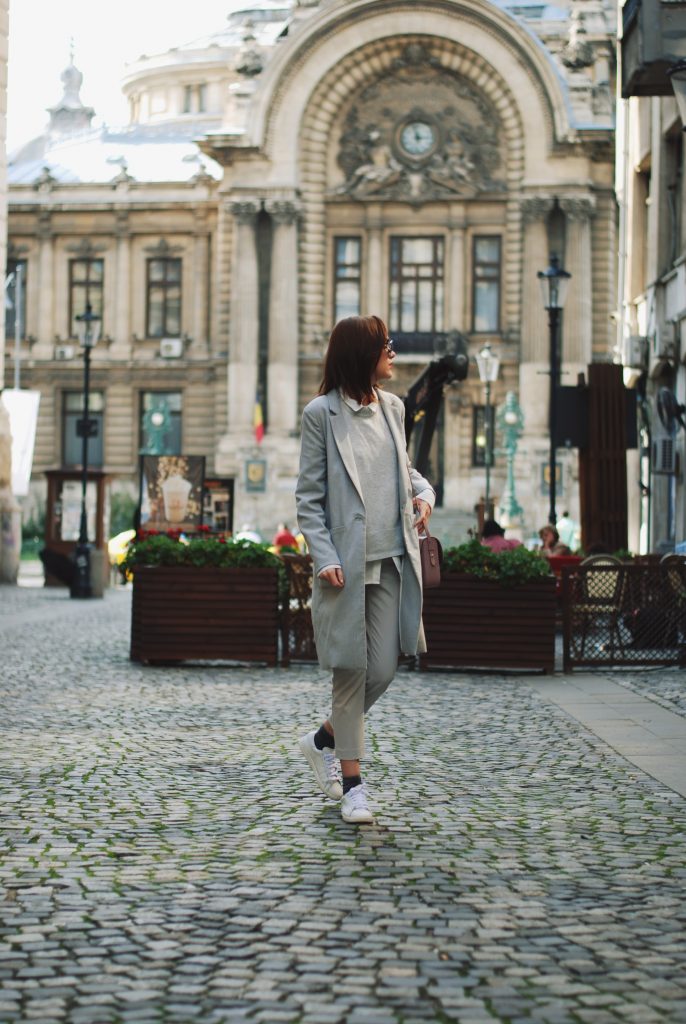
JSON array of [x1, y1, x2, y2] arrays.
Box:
[[475, 341, 501, 518], [537, 255, 571, 525], [71, 303, 101, 599], [496, 391, 524, 526], [667, 60, 686, 131]]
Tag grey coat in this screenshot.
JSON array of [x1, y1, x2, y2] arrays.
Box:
[[295, 388, 435, 670]]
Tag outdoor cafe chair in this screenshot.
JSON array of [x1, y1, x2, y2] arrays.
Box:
[[572, 554, 626, 659], [659, 554, 686, 648]]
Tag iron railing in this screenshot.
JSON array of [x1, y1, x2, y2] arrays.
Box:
[[562, 561, 686, 671], [280, 554, 317, 665]]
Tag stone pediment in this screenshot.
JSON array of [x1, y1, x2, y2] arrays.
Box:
[[333, 46, 506, 204]]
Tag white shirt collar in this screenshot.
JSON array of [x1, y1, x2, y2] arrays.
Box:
[[340, 389, 379, 415]]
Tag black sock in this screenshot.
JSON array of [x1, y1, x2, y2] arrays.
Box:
[[342, 774, 362, 794], [313, 724, 334, 751]]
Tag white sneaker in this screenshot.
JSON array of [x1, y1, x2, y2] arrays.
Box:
[[298, 730, 342, 800], [340, 783, 374, 824]]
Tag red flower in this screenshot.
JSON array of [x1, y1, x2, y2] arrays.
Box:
[[197, 524, 211, 533], [218, 535, 226, 544], [146, 529, 159, 536]]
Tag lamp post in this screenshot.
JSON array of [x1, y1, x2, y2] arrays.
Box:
[[537, 255, 571, 525], [71, 303, 101, 599], [496, 391, 524, 526], [475, 341, 500, 519]]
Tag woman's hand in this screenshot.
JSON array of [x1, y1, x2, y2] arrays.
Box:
[[319, 566, 345, 588], [413, 498, 432, 534]]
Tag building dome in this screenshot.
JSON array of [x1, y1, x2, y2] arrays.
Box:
[[121, 2, 294, 128]]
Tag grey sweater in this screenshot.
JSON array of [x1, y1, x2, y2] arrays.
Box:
[[340, 396, 404, 561]]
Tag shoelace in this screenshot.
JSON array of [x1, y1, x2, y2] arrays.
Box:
[[346, 784, 369, 809], [323, 749, 339, 782]]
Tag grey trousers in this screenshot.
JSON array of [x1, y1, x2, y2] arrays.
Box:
[[331, 559, 401, 760]]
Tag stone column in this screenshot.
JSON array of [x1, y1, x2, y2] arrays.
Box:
[[193, 209, 211, 354], [267, 201, 300, 434], [520, 196, 554, 364], [113, 210, 131, 357], [559, 197, 595, 367], [228, 201, 259, 433]]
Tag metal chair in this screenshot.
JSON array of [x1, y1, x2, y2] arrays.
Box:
[[659, 554, 686, 648], [572, 555, 626, 659]]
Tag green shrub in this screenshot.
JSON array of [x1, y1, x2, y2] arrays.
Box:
[[442, 539, 550, 586], [122, 533, 281, 572], [121, 532, 289, 601]]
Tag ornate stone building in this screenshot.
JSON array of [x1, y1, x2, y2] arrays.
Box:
[[6, 0, 617, 544], [617, 0, 686, 554], [0, 0, 19, 581]]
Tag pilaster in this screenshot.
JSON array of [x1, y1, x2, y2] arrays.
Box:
[[559, 196, 595, 366], [35, 211, 54, 359], [267, 200, 300, 433], [113, 210, 131, 358], [519, 196, 553, 437], [365, 205, 383, 317], [447, 210, 465, 330], [192, 209, 211, 354], [520, 196, 553, 364], [228, 200, 260, 433]]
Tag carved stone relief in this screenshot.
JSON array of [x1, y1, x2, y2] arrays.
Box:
[[558, 197, 596, 222], [334, 45, 505, 204], [520, 196, 555, 224], [266, 200, 300, 225]]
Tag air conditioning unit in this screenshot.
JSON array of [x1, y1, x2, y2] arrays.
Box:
[[160, 338, 183, 359], [652, 323, 676, 361], [652, 432, 676, 475], [622, 335, 647, 369], [55, 344, 75, 361]]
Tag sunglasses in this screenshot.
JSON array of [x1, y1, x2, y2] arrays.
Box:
[[383, 339, 395, 355]]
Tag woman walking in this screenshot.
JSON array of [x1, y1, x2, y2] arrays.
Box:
[[296, 315, 435, 824]]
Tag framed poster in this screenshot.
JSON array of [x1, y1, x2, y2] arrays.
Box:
[[203, 477, 235, 534], [139, 455, 205, 532]]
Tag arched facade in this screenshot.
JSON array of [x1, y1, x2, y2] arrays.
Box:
[[203, 0, 615, 537]]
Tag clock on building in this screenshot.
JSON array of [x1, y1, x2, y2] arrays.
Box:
[[397, 119, 437, 158]]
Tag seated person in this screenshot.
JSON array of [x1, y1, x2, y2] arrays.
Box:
[[481, 518, 522, 553], [272, 522, 299, 551], [538, 524, 571, 558]]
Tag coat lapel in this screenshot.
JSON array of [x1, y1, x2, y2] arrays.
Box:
[[327, 390, 365, 506]]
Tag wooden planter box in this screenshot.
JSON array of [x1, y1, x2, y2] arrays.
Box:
[[420, 573, 557, 672], [130, 566, 280, 665]]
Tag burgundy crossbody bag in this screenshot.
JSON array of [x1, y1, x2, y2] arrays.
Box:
[[420, 524, 443, 589]]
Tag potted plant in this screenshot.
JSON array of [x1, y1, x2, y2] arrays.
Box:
[[420, 540, 556, 672], [123, 529, 285, 665]]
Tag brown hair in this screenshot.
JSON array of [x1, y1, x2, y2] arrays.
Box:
[[319, 315, 388, 403]]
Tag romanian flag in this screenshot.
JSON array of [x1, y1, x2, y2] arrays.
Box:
[[253, 392, 264, 444]]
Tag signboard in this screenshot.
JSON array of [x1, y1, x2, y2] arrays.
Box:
[[0, 389, 41, 496], [139, 455, 205, 532], [245, 458, 267, 493], [540, 461, 562, 496]]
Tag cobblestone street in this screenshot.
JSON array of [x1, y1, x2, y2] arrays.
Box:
[[1, 582, 686, 1024]]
